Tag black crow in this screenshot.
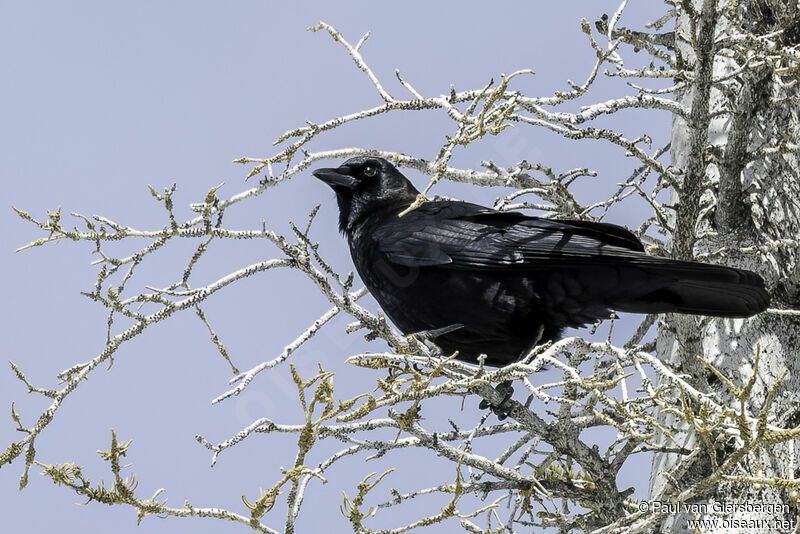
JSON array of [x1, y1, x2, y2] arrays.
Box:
[[313, 156, 770, 367]]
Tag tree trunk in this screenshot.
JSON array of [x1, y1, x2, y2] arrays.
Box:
[[650, 1, 800, 532]]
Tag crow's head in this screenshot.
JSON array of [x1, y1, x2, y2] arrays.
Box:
[[313, 156, 419, 234]]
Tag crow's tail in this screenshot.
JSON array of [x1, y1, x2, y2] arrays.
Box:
[[611, 260, 770, 317]]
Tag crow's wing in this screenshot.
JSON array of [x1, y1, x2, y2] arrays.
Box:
[[375, 200, 648, 270], [373, 201, 769, 317]]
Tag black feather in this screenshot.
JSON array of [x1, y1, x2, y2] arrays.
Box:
[[313, 157, 770, 366]]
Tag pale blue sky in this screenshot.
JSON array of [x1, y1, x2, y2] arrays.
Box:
[[1, 2, 669, 532]]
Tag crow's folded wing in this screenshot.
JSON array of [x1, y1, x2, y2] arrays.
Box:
[[373, 200, 769, 318], [374, 201, 650, 270], [372, 201, 769, 318]]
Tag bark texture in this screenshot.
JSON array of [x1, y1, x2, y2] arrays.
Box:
[[651, 1, 800, 532]]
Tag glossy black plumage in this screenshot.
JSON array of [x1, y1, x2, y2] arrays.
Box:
[[313, 157, 770, 366]]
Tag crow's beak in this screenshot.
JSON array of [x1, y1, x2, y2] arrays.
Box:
[[312, 167, 357, 190]]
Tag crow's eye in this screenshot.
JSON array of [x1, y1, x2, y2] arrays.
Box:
[[363, 165, 377, 178]]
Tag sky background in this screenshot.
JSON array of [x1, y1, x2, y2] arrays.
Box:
[[1, 2, 670, 532]]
